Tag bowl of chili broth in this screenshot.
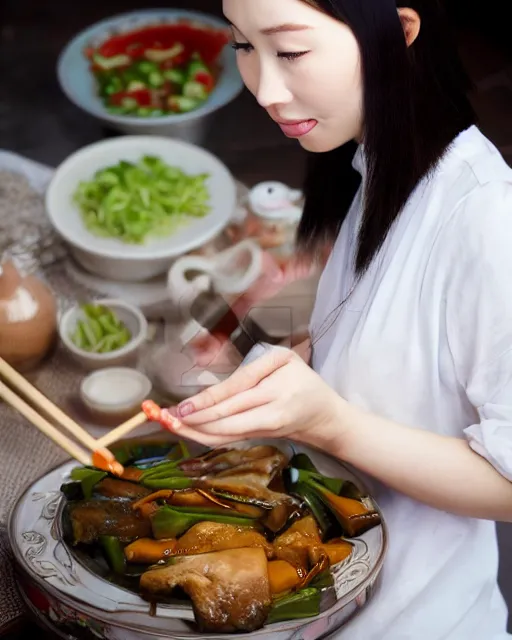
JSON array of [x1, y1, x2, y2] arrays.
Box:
[[57, 9, 244, 143]]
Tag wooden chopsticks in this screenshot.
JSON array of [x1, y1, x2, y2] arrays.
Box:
[[0, 357, 151, 470], [0, 378, 92, 465], [96, 411, 148, 448], [0, 358, 103, 456]]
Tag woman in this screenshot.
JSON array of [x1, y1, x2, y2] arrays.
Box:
[[156, 1, 512, 638]]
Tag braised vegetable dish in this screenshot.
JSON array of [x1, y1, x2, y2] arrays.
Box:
[[61, 440, 381, 633]]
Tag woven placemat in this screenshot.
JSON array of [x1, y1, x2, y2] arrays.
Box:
[[0, 154, 111, 633]]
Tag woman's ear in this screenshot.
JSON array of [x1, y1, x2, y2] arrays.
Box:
[[397, 8, 421, 47]]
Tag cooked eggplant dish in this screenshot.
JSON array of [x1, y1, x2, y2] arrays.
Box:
[[60, 440, 381, 633]]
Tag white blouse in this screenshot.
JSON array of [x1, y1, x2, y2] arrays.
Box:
[[310, 126, 512, 640]]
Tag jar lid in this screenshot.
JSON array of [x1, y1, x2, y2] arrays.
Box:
[[248, 182, 303, 223], [252, 206, 303, 223]]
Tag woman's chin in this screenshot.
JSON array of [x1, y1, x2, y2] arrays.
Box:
[[298, 132, 349, 153]]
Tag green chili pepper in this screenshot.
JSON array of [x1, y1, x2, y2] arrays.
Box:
[[141, 461, 183, 480], [151, 505, 258, 539], [294, 481, 338, 539], [99, 536, 126, 574], [289, 453, 363, 497], [142, 477, 194, 490], [60, 482, 84, 501], [304, 478, 381, 538], [267, 588, 321, 625], [290, 453, 319, 474], [167, 440, 190, 462], [70, 467, 107, 500], [309, 568, 335, 591]]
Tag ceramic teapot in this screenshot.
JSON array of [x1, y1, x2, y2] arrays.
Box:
[[0, 261, 58, 371]]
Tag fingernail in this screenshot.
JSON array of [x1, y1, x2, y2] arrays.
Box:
[[178, 402, 194, 417], [162, 409, 181, 431]]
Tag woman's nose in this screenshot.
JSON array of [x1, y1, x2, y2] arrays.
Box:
[[255, 64, 293, 109]]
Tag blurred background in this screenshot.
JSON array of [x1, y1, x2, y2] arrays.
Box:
[[2, 0, 510, 183], [0, 0, 511, 636]]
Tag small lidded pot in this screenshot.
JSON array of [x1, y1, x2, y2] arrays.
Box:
[[0, 260, 58, 371]]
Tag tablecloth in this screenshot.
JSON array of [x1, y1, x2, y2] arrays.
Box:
[[0, 150, 109, 633]]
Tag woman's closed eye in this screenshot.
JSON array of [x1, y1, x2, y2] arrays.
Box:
[[277, 51, 310, 61], [231, 41, 253, 53], [231, 41, 310, 61]]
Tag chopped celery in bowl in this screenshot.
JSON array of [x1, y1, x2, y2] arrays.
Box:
[[70, 303, 131, 354], [45, 136, 237, 282], [73, 155, 211, 245], [58, 298, 148, 371]]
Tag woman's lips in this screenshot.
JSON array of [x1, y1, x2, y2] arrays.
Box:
[[276, 119, 318, 138]]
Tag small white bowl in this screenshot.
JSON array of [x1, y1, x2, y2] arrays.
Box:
[[45, 136, 237, 282], [59, 299, 148, 371], [80, 367, 152, 425]]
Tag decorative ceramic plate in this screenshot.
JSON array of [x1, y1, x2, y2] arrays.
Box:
[[9, 436, 387, 640]]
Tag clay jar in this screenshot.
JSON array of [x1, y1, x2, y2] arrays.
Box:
[[0, 261, 58, 371]]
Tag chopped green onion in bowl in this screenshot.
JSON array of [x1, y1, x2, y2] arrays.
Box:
[[72, 155, 211, 244], [71, 304, 132, 354]]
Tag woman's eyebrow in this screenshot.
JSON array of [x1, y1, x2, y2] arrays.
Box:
[[260, 23, 311, 35], [227, 20, 311, 37]]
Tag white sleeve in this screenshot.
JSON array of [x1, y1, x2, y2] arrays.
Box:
[[444, 180, 512, 481]]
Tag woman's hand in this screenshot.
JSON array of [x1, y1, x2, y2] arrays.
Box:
[[155, 345, 512, 522], [159, 347, 344, 449]]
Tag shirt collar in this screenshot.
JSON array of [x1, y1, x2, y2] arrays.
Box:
[[351, 144, 367, 180]]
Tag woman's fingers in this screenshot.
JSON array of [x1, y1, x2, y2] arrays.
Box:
[[178, 387, 269, 427], [175, 404, 284, 437], [176, 348, 294, 418], [161, 422, 235, 447], [160, 417, 274, 448]]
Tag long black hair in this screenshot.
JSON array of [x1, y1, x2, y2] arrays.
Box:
[[297, 0, 476, 274]]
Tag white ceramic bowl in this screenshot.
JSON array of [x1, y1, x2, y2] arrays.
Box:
[[80, 367, 152, 424], [57, 9, 244, 145], [45, 136, 237, 281], [58, 299, 148, 370]]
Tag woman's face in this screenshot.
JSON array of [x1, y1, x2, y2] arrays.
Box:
[[223, 0, 363, 153]]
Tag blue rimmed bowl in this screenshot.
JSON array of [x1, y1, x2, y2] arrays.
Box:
[[57, 9, 244, 144]]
